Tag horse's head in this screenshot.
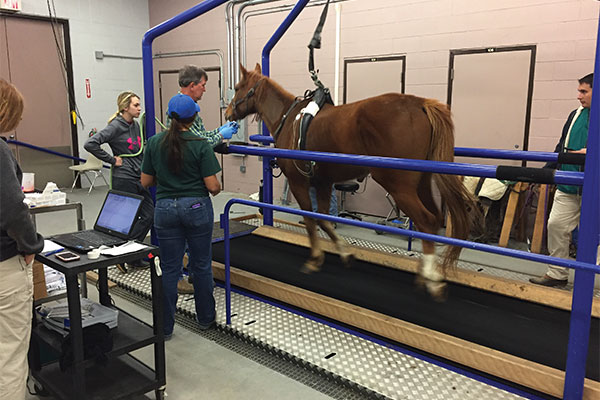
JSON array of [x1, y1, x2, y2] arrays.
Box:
[[225, 63, 264, 121]]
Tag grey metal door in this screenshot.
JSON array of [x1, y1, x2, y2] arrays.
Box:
[[448, 46, 535, 167]]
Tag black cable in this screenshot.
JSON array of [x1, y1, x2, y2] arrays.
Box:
[[46, 0, 84, 128]]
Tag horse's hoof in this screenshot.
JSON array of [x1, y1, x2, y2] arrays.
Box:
[[340, 253, 354, 268], [426, 281, 448, 302], [300, 264, 320, 274], [414, 275, 427, 292]]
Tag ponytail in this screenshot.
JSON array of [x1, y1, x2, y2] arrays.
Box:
[[162, 116, 195, 174]]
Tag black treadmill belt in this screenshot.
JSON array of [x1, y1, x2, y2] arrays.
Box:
[[212, 234, 599, 380]]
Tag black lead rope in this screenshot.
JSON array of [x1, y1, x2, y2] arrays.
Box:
[[307, 0, 331, 89]]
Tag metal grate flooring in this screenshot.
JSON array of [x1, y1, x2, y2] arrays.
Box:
[[111, 286, 370, 400], [108, 258, 530, 400]]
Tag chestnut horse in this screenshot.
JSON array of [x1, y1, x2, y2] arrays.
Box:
[[225, 64, 474, 299]]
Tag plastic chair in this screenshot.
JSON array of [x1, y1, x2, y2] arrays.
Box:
[[334, 182, 362, 220], [69, 154, 109, 194]]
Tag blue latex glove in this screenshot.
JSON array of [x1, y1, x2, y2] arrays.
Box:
[[219, 121, 239, 139]]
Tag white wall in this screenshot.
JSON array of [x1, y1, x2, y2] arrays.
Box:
[[20, 0, 149, 161]]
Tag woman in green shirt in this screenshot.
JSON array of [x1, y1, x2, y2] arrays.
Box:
[[141, 93, 222, 338]]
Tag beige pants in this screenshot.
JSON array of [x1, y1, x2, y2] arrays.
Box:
[[0, 255, 33, 400], [546, 190, 581, 280]]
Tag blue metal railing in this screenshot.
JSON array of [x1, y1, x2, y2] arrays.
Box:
[[248, 134, 578, 163], [6, 139, 110, 168], [259, 0, 311, 226], [141, 0, 229, 142], [562, 13, 600, 398], [146, 1, 599, 398], [219, 197, 600, 310], [242, 2, 599, 398], [225, 144, 584, 186], [141, 0, 229, 245]]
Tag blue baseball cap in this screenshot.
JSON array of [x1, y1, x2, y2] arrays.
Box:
[[167, 93, 200, 120]]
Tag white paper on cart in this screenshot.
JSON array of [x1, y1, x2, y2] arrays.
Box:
[[99, 241, 148, 256]]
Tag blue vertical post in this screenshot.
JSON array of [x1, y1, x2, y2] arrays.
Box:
[[259, 0, 310, 225], [141, 0, 229, 244], [562, 14, 600, 400], [221, 213, 232, 324]]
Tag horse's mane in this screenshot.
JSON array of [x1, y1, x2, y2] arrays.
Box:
[[249, 71, 298, 127]]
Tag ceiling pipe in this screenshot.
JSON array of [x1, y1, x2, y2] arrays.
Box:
[[239, 0, 348, 82]]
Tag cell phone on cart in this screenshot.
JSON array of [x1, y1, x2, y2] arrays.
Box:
[[55, 251, 81, 262]]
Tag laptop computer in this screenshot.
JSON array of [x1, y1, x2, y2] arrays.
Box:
[[52, 190, 144, 253]]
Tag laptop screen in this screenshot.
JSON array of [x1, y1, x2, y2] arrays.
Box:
[[95, 191, 143, 235]]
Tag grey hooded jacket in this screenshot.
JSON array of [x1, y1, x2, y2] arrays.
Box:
[[84, 115, 143, 180]]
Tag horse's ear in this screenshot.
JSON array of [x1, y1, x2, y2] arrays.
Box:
[[254, 63, 262, 74], [240, 64, 248, 78]]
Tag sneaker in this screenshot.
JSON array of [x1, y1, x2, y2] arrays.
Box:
[[177, 279, 194, 294], [529, 275, 568, 287]]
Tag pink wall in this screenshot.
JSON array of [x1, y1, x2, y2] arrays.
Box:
[[148, 0, 599, 214]]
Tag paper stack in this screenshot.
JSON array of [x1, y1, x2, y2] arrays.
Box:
[[37, 297, 118, 336], [44, 266, 66, 296]]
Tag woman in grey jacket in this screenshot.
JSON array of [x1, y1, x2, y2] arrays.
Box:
[[84, 92, 153, 269], [0, 78, 44, 400]]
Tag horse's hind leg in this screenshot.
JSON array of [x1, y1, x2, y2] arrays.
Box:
[[314, 184, 353, 267], [288, 180, 325, 273], [372, 171, 447, 301]]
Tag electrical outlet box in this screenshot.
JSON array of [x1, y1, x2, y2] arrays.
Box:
[[240, 165, 246, 173]]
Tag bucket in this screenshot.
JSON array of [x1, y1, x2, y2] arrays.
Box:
[[21, 172, 35, 192]]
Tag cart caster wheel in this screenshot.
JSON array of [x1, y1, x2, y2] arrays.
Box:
[[34, 384, 50, 397], [155, 388, 166, 400], [374, 229, 384, 235]]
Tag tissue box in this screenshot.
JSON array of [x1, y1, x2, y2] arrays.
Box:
[[24, 182, 67, 207]]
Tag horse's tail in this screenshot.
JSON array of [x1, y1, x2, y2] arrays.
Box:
[[422, 99, 475, 270]]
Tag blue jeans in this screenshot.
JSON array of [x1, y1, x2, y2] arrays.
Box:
[[154, 197, 215, 335], [309, 187, 338, 216]]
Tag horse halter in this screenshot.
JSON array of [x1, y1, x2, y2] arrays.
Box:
[[231, 78, 264, 118]]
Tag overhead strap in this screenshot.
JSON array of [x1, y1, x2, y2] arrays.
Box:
[[307, 0, 331, 89]]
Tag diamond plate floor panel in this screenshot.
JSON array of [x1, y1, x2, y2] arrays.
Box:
[[108, 266, 528, 400]]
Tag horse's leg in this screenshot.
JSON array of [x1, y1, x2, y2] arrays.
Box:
[[372, 171, 447, 301], [314, 184, 353, 267], [288, 180, 325, 273], [414, 174, 448, 299], [417, 173, 443, 226]]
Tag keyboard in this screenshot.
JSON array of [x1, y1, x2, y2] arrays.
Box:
[[53, 229, 127, 252], [71, 231, 124, 247]]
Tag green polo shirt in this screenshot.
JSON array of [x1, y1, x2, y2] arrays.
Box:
[[142, 130, 222, 200]]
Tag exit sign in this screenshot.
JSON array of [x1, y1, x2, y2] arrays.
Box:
[[1, 0, 21, 12]]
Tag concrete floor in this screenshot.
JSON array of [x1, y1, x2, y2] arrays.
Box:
[[25, 184, 573, 399]]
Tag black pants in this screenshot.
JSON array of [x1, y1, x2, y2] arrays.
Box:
[[112, 177, 154, 242]]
